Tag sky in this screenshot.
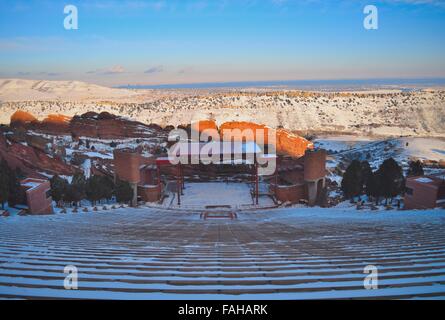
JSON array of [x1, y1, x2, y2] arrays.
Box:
[[0, 0, 445, 86]]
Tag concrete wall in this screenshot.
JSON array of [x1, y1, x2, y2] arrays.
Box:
[[272, 184, 306, 203], [405, 179, 439, 210], [138, 185, 161, 202], [22, 179, 53, 215], [304, 149, 327, 182], [140, 167, 157, 185], [114, 150, 141, 184]]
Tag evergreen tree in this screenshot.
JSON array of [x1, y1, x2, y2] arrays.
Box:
[[98, 176, 114, 202], [86, 175, 102, 206], [8, 168, 25, 206], [376, 158, 405, 203], [63, 184, 76, 207], [115, 179, 133, 204], [341, 160, 363, 200], [86, 175, 114, 205], [365, 171, 381, 205], [407, 160, 424, 177], [71, 172, 86, 206], [360, 161, 373, 188], [50, 175, 69, 206], [0, 159, 10, 210]]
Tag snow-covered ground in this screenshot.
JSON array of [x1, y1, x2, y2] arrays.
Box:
[[314, 135, 375, 153], [2, 80, 444, 138], [178, 182, 274, 208], [315, 136, 445, 163], [316, 136, 445, 191], [0, 206, 444, 300], [400, 137, 445, 162]]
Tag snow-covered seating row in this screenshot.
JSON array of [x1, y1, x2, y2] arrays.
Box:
[[0, 207, 444, 299]]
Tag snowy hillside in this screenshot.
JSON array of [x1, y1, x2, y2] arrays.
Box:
[[0, 79, 136, 102], [316, 136, 445, 164], [1, 79, 444, 137]]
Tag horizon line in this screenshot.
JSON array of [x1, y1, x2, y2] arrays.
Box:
[[114, 77, 445, 89]]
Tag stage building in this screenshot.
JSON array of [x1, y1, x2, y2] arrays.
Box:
[[114, 140, 326, 207]]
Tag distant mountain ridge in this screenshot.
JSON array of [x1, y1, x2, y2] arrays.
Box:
[[1, 79, 444, 138], [0, 78, 136, 102]]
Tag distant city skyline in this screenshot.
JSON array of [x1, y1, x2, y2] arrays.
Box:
[[1, 0, 445, 86]]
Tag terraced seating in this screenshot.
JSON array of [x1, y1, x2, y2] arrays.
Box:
[[0, 207, 444, 299]]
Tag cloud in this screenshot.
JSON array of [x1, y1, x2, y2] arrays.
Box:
[[16, 71, 62, 77], [87, 65, 126, 75], [144, 65, 164, 74], [43, 72, 62, 77], [177, 66, 194, 75]]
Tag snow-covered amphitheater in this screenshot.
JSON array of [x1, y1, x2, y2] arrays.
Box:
[[0, 206, 445, 300]]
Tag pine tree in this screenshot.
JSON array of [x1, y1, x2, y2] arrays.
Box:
[[71, 172, 86, 206], [63, 184, 76, 207], [407, 160, 424, 177], [8, 167, 25, 206], [86, 175, 102, 206], [86, 175, 113, 205], [99, 176, 114, 203], [341, 160, 363, 200], [360, 161, 373, 188], [50, 175, 69, 206], [115, 179, 133, 204], [376, 158, 405, 203], [365, 171, 381, 205]]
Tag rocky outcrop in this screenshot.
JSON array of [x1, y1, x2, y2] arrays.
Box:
[[10, 110, 38, 126], [10, 110, 161, 140], [276, 129, 314, 158], [70, 112, 157, 139], [191, 120, 218, 134], [10, 110, 71, 135], [0, 133, 76, 177], [212, 121, 313, 158], [189, 120, 313, 158]]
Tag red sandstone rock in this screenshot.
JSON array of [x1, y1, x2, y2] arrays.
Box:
[[9, 111, 162, 140], [43, 114, 71, 124], [10, 110, 38, 125], [0, 134, 76, 177], [219, 121, 313, 158]]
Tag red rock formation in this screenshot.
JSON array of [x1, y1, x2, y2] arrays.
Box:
[[0, 133, 76, 177], [42, 114, 72, 133], [276, 129, 313, 158], [219, 122, 273, 145], [219, 121, 313, 158], [43, 114, 71, 124], [10, 110, 38, 126], [70, 113, 157, 139], [9, 111, 162, 140], [191, 120, 218, 133]]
